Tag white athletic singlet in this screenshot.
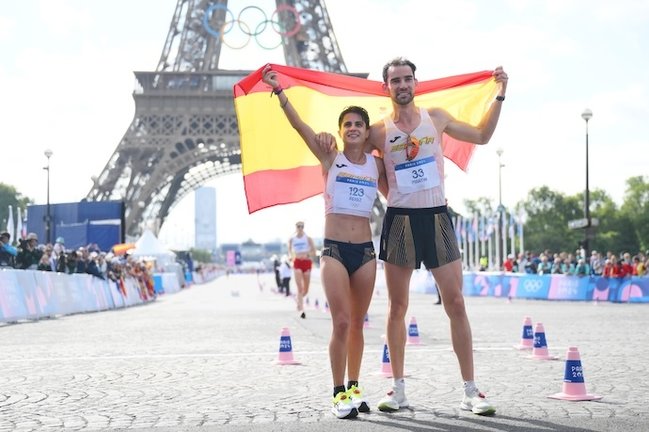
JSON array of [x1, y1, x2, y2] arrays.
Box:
[[382, 107, 446, 208], [291, 234, 310, 254], [324, 152, 379, 218]]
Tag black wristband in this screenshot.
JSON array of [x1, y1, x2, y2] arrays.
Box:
[[272, 87, 283, 96], [496, 95, 505, 102]]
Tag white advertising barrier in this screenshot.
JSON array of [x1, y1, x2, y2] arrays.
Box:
[[158, 272, 181, 294], [0, 269, 154, 323], [0, 270, 28, 322], [192, 269, 222, 284]]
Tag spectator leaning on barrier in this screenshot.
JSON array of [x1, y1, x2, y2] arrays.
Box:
[[37, 251, 53, 271], [76, 247, 89, 274], [574, 259, 590, 276], [590, 250, 604, 276], [633, 255, 646, 276], [86, 251, 105, 279], [16, 233, 43, 270], [65, 250, 78, 274], [537, 254, 552, 275], [0, 231, 17, 268]]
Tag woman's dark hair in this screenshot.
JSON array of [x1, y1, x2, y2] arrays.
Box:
[[338, 106, 370, 128]]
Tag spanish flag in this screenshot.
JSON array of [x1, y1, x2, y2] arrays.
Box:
[[234, 64, 499, 213]]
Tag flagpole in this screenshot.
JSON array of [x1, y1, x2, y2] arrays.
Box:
[[488, 232, 493, 270], [501, 210, 508, 261], [463, 220, 469, 270], [16, 207, 23, 244], [519, 218, 525, 258], [6, 205, 15, 243], [480, 214, 486, 262], [473, 214, 479, 270], [509, 213, 516, 259], [495, 213, 501, 271]]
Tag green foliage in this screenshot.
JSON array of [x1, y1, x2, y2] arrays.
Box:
[[189, 248, 213, 263], [462, 177, 648, 255], [620, 176, 649, 251], [0, 183, 33, 235]]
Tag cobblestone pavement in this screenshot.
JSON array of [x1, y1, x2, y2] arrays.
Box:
[[1, 272, 647, 431]]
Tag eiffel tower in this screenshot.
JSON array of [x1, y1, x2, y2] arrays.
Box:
[[86, 0, 385, 238]]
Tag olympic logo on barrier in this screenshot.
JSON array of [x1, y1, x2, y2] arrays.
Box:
[[202, 4, 301, 50], [522, 279, 543, 293]]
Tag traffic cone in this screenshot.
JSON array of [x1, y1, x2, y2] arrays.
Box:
[[275, 327, 301, 365], [529, 322, 558, 360], [406, 316, 421, 345], [548, 347, 602, 401], [514, 316, 534, 350], [380, 339, 392, 377], [363, 313, 370, 329]]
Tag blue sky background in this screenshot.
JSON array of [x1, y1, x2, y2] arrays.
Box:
[[1, 0, 648, 246]]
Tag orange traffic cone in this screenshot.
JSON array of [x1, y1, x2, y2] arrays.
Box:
[[514, 316, 534, 350], [406, 316, 421, 345], [275, 327, 301, 365], [529, 322, 559, 360], [380, 339, 392, 377], [548, 347, 602, 401]]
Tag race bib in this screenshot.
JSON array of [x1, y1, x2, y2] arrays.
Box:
[[394, 156, 440, 193], [333, 175, 376, 212]]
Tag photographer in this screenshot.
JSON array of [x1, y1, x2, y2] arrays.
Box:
[[16, 233, 42, 270]]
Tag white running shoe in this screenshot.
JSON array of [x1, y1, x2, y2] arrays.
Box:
[[347, 385, 370, 413], [377, 387, 409, 412], [460, 391, 496, 415], [331, 391, 358, 419]]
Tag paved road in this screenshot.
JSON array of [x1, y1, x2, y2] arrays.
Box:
[[1, 272, 647, 431]]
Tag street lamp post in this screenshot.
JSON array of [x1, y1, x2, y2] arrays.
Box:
[[496, 148, 505, 269], [44, 149, 53, 244], [581, 109, 593, 256]]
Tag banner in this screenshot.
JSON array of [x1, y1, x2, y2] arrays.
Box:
[[234, 64, 499, 213]]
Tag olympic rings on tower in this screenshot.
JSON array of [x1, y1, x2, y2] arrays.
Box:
[[202, 3, 302, 50]]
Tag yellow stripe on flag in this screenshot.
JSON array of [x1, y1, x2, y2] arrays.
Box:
[[234, 64, 498, 213]]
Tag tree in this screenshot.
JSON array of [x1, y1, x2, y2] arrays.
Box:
[[189, 248, 213, 263], [519, 186, 582, 254], [620, 176, 649, 252], [0, 183, 32, 235]]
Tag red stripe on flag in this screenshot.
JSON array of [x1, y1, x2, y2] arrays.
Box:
[[243, 165, 324, 213], [234, 64, 494, 98]]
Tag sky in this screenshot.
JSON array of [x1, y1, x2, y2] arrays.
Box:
[[1, 0, 648, 248]]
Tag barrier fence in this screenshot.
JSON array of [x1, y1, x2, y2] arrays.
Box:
[[462, 272, 649, 303], [0, 268, 221, 323]]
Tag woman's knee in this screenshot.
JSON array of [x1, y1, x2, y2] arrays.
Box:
[[332, 316, 351, 336], [388, 300, 408, 319]]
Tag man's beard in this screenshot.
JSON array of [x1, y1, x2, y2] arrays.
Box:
[[394, 91, 414, 105]]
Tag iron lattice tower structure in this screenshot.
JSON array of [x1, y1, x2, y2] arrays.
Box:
[[87, 0, 384, 238]]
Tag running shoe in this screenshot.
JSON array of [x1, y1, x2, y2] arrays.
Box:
[[347, 385, 370, 413], [460, 391, 496, 415], [377, 387, 409, 412], [331, 391, 358, 419]]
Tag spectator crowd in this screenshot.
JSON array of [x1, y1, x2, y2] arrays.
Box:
[[497, 249, 647, 277], [0, 231, 156, 301]]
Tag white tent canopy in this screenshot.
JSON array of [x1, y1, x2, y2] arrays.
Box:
[[130, 229, 175, 258]]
